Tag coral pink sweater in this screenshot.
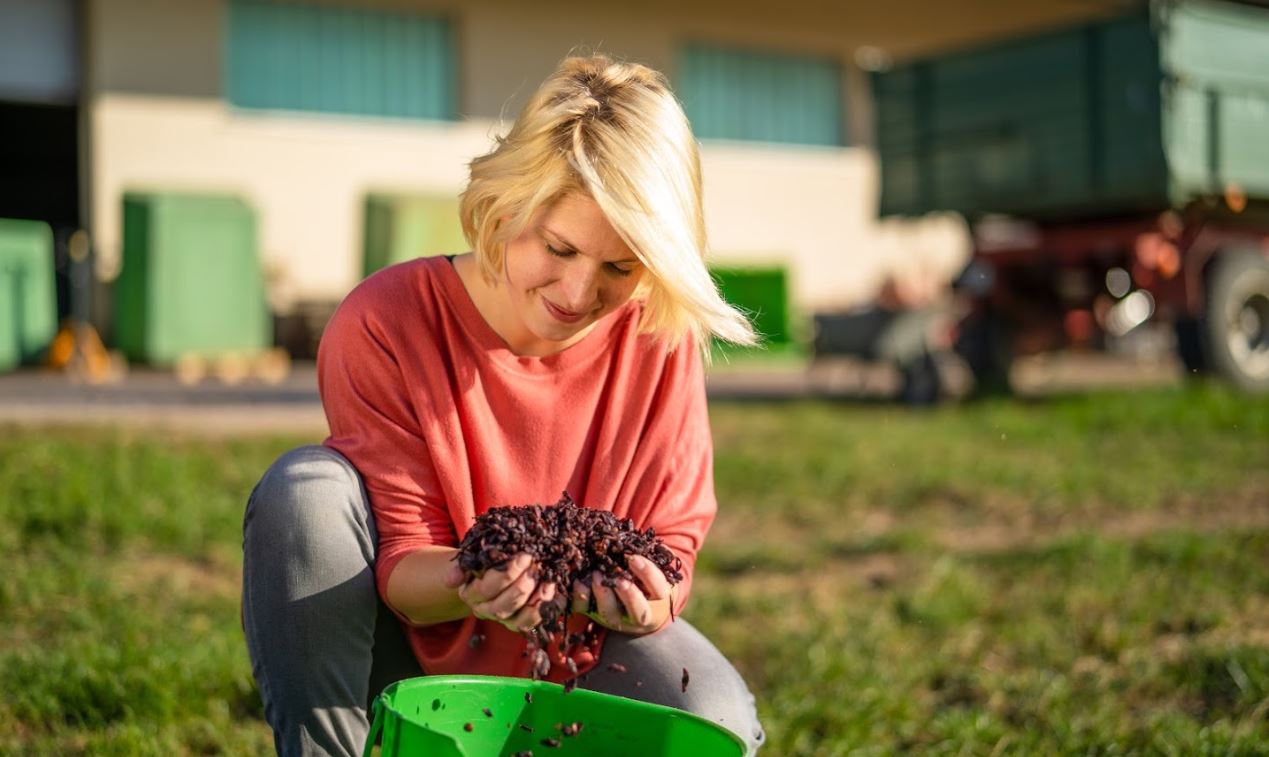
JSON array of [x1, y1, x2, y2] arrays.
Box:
[[319, 255, 715, 681]]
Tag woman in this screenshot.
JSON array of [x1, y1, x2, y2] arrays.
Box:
[[242, 54, 765, 757]]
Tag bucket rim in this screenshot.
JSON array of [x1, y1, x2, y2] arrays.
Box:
[[372, 674, 746, 753]]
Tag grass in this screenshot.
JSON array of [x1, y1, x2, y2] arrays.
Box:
[[1, 382, 1267, 754]]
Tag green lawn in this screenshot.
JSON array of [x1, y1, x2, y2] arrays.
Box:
[[2, 383, 1267, 755]]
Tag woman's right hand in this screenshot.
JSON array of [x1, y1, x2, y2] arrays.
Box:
[[444, 552, 555, 633]]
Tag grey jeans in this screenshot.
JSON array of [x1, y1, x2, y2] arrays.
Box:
[[242, 445, 765, 756]]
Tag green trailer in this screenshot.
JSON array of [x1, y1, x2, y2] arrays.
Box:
[[0, 219, 58, 372], [873, 0, 1269, 393], [114, 192, 270, 365], [876, 0, 1269, 220]]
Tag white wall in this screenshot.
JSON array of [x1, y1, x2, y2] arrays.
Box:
[[701, 144, 969, 310], [86, 0, 978, 316], [92, 94, 969, 313], [91, 94, 498, 310]]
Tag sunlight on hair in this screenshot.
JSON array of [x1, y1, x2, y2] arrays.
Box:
[[459, 53, 758, 357]]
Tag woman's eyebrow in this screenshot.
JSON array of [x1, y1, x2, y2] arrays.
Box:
[[542, 226, 638, 264]]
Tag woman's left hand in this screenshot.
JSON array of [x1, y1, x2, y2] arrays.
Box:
[[571, 554, 675, 635]]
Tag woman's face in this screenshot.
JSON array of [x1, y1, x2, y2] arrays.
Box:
[[498, 193, 644, 355]]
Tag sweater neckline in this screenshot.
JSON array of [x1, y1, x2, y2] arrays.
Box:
[[427, 255, 632, 375]]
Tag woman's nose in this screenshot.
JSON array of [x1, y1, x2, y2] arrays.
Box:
[[561, 265, 600, 311]]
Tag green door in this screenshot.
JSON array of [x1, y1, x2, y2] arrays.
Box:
[[0, 219, 58, 372], [710, 264, 792, 345], [114, 193, 269, 364]]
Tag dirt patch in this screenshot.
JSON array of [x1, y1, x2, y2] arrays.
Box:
[[700, 552, 905, 602], [714, 486, 1269, 558], [706, 487, 1268, 602], [111, 553, 240, 600], [930, 487, 1269, 552], [711, 507, 897, 548], [1199, 593, 1269, 649]]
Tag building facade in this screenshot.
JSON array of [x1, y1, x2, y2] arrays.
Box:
[[3, 0, 1126, 340]]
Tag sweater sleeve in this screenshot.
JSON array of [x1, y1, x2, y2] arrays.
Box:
[[317, 278, 458, 603], [641, 343, 716, 617]]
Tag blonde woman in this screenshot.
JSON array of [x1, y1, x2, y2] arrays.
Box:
[[242, 54, 765, 756]]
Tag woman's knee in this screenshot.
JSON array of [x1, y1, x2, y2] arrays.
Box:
[[599, 620, 765, 752], [675, 648, 764, 752], [244, 445, 375, 557]]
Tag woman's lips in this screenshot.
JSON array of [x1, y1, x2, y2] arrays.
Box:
[[543, 298, 586, 324]]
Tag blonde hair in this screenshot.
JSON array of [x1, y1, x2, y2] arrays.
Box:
[[459, 53, 756, 352]]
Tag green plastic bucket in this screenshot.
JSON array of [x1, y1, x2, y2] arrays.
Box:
[[364, 675, 746, 757]]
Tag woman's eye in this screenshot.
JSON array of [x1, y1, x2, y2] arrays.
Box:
[[546, 244, 573, 258], [605, 262, 634, 277]]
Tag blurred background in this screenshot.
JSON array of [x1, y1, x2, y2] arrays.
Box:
[[5, 0, 1266, 402], [1, 0, 1267, 754]]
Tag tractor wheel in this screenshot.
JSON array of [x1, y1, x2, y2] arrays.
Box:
[[1201, 250, 1269, 392]]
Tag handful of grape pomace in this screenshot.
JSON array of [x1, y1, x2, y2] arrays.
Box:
[[454, 492, 683, 678]]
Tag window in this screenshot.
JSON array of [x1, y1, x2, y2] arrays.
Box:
[[225, 0, 456, 121], [677, 43, 845, 146]]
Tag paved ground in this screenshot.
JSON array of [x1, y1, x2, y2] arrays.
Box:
[[0, 364, 329, 435], [0, 353, 1185, 436]]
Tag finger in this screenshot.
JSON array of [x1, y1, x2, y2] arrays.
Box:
[[476, 568, 537, 620], [613, 576, 652, 628], [625, 555, 670, 599], [539, 581, 556, 606], [494, 568, 540, 613], [571, 577, 592, 615], [507, 582, 556, 632], [504, 597, 542, 632], [645, 596, 671, 629], [523, 578, 555, 614], [467, 553, 532, 605], [443, 563, 466, 590], [593, 574, 624, 630]]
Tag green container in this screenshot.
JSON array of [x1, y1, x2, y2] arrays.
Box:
[[0, 219, 58, 372], [363, 193, 467, 278], [365, 676, 745, 757], [875, 0, 1269, 219], [710, 264, 792, 345], [114, 192, 269, 364]]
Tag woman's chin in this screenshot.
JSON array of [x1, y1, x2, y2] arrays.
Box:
[[534, 325, 584, 346], [524, 318, 596, 353]]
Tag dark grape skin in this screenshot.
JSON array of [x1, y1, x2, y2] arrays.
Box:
[[455, 492, 684, 680]]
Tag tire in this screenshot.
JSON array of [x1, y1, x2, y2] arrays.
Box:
[[1202, 250, 1269, 392]]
